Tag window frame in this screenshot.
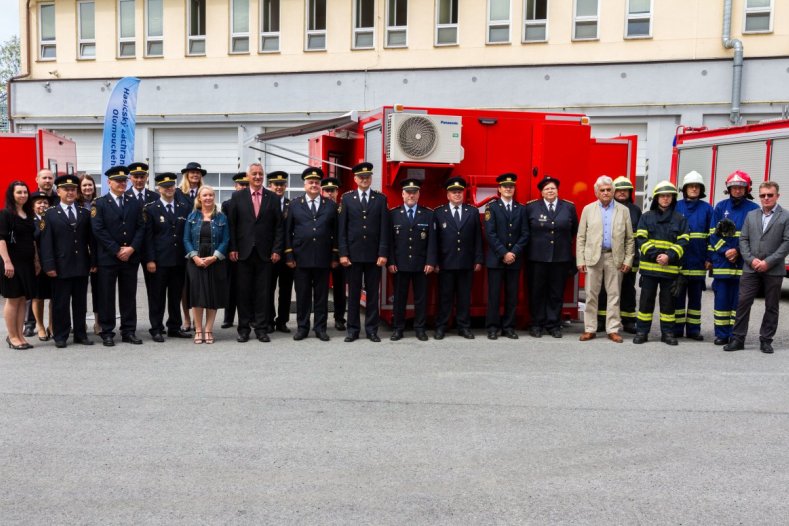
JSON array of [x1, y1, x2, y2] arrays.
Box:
[[145, 0, 164, 57], [487, 0, 511, 45], [385, 0, 408, 49], [38, 3, 56, 61], [624, 0, 652, 39], [522, 0, 547, 43], [305, 0, 327, 51], [435, 0, 459, 47], [187, 0, 207, 56], [743, 0, 773, 34], [572, 0, 599, 41], [118, 0, 137, 58], [230, 0, 250, 54], [353, 0, 376, 50], [77, 1, 96, 60], [259, 0, 280, 53]]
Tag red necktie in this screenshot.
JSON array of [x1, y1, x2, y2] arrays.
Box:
[[253, 191, 261, 217]]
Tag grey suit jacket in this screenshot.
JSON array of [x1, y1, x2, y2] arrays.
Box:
[[740, 204, 789, 276]]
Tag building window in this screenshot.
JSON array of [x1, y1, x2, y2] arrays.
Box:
[[435, 0, 458, 46], [188, 0, 206, 55], [39, 3, 56, 60], [230, 0, 250, 53], [260, 0, 280, 52], [744, 0, 772, 33], [305, 0, 326, 51], [78, 1, 96, 59], [523, 0, 547, 42], [487, 0, 510, 44], [353, 0, 375, 49], [385, 0, 407, 48], [573, 0, 598, 40], [625, 0, 651, 38], [145, 0, 163, 56], [118, 0, 136, 57]]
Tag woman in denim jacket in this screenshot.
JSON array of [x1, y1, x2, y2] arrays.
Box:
[[184, 185, 230, 344]]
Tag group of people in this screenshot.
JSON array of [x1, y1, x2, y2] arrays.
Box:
[[1, 161, 786, 352]]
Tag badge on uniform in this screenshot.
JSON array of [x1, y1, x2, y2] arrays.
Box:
[[39, 219, 46, 231], [160, 215, 165, 223], [90, 207, 97, 218], [442, 222, 447, 229], [420, 231, 427, 239], [485, 210, 492, 222], [539, 214, 547, 222]]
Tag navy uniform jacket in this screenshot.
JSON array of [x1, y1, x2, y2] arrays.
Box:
[[228, 187, 284, 260], [175, 188, 199, 208], [91, 192, 146, 266], [338, 189, 390, 263], [125, 188, 160, 205], [284, 195, 338, 268], [389, 205, 438, 272], [484, 198, 530, 269], [524, 199, 578, 263], [433, 203, 484, 270], [142, 199, 190, 267], [39, 204, 93, 278]]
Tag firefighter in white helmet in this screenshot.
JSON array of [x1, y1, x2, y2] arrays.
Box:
[[672, 171, 714, 341], [708, 170, 759, 346], [633, 181, 690, 345]]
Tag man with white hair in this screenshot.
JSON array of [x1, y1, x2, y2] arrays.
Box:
[[576, 175, 634, 343]]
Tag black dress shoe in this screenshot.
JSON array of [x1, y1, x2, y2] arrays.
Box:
[[102, 336, 115, 347], [23, 326, 35, 337], [276, 324, 291, 334], [258, 333, 270, 342], [335, 321, 346, 331], [724, 339, 744, 352], [368, 333, 381, 343], [502, 329, 519, 339], [686, 334, 704, 341], [529, 327, 543, 338], [633, 333, 648, 344], [344, 334, 359, 342], [316, 331, 330, 342], [415, 330, 428, 341], [293, 331, 308, 341], [459, 329, 475, 339], [760, 341, 774, 354], [263, 325, 274, 334], [622, 323, 637, 334], [221, 322, 233, 329], [55, 340, 68, 348], [549, 328, 563, 338], [487, 331, 498, 340], [390, 329, 403, 341], [434, 330, 445, 340], [122, 334, 143, 344], [167, 329, 191, 338], [714, 337, 730, 346], [237, 333, 250, 343], [661, 333, 678, 346], [74, 337, 94, 346], [151, 333, 165, 343]]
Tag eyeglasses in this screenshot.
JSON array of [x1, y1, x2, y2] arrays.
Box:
[[759, 193, 775, 199]]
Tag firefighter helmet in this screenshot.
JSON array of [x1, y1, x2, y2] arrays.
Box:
[[724, 170, 754, 199], [680, 170, 707, 198], [715, 218, 737, 238], [652, 180, 678, 197], [612, 176, 634, 191]]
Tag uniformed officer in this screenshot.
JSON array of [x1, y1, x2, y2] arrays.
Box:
[[176, 161, 205, 207], [220, 172, 249, 328], [125, 162, 160, 205], [322, 176, 347, 331], [388, 179, 437, 341], [338, 162, 390, 342], [91, 165, 146, 346], [143, 172, 191, 342], [524, 175, 578, 338], [433, 177, 484, 339], [39, 174, 95, 348], [485, 173, 530, 340], [285, 167, 339, 341], [266, 170, 294, 333]]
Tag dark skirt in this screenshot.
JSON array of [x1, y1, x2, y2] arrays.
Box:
[[187, 259, 228, 310], [0, 261, 36, 299]]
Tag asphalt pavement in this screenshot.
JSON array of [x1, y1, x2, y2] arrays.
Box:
[[1, 283, 788, 525]]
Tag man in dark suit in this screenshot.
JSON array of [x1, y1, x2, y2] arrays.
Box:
[[725, 181, 789, 354], [142, 173, 191, 342], [321, 177, 347, 331], [338, 162, 390, 342], [39, 175, 95, 348], [433, 177, 484, 340], [388, 179, 437, 341], [265, 170, 294, 333], [524, 175, 578, 338], [91, 165, 146, 346], [228, 162, 284, 343], [284, 167, 339, 341], [485, 173, 530, 340], [221, 172, 249, 328]]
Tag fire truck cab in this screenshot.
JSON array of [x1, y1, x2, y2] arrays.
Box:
[[0, 130, 78, 191]]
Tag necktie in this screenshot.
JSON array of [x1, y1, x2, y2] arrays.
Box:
[[310, 199, 317, 217], [506, 203, 511, 214], [117, 196, 124, 211], [138, 192, 144, 204], [361, 191, 368, 209], [67, 205, 76, 225], [190, 189, 196, 201], [253, 191, 261, 217], [408, 208, 414, 224], [453, 206, 460, 226], [166, 203, 174, 217], [549, 202, 554, 214]]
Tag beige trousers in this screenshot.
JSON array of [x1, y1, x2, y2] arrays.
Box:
[[584, 251, 623, 334]]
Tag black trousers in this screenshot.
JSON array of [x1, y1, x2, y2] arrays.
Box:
[[331, 266, 347, 323], [527, 261, 569, 330], [393, 270, 427, 331], [147, 264, 185, 335], [347, 262, 381, 336], [486, 267, 521, 330], [436, 269, 473, 331], [636, 274, 675, 335], [732, 272, 783, 344], [96, 262, 138, 338], [294, 267, 329, 334], [237, 252, 272, 337], [267, 260, 294, 328], [51, 276, 88, 343], [223, 261, 238, 324]]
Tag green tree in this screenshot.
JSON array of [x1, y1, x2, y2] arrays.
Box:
[[0, 36, 20, 130]]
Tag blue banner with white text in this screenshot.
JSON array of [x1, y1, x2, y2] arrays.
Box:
[[101, 77, 141, 192]]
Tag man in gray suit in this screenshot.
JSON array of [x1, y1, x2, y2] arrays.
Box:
[[725, 181, 789, 354]]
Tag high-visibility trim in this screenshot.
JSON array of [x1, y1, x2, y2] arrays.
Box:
[[659, 313, 676, 322], [635, 229, 649, 238], [630, 266, 639, 272], [675, 317, 687, 324], [687, 309, 702, 316], [674, 309, 687, 316], [681, 269, 707, 276], [689, 232, 708, 239], [640, 261, 680, 274], [637, 312, 653, 321], [713, 309, 734, 317], [597, 310, 607, 316], [686, 319, 701, 325], [621, 311, 636, 318], [708, 228, 716, 235], [712, 239, 726, 251], [676, 234, 691, 242], [670, 245, 684, 258], [714, 319, 734, 326], [711, 268, 742, 276]]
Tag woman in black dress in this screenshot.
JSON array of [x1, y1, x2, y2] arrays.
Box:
[[31, 191, 55, 341], [184, 185, 229, 344], [78, 174, 100, 334], [0, 181, 39, 349]]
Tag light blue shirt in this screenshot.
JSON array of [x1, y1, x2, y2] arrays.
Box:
[[600, 200, 614, 250]]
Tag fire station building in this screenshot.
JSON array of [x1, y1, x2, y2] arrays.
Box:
[[9, 0, 789, 205]]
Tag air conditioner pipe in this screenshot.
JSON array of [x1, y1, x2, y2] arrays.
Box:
[[722, 0, 744, 125]]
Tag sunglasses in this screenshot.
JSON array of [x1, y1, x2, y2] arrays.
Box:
[[759, 193, 775, 199]]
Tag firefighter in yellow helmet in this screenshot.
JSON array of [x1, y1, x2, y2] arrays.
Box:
[[633, 181, 690, 345]]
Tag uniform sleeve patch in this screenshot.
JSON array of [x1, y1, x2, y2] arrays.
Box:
[[485, 210, 492, 222], [90, 207, 97, 218]]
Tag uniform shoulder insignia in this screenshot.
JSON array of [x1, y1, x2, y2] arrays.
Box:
[[389, 206, 399, 212], [527, 199, 539, 204], [562, 199, 574, 205], [421, 205, 434, 212], [90, 206, 97, 218], [342, 190, 354, 197], [39, 219, 46, 231], [485, 209, 492, 222]]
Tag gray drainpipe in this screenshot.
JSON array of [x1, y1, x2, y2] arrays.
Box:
[[722, 0, 744, 125]]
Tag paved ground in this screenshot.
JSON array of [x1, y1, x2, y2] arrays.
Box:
[[1, 283, 788, 524]]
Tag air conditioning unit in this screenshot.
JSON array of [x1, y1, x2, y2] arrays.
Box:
[[386, 113, 464, 163]]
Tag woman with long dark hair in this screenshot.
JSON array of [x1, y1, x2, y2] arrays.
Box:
[[78, 174, 100, 333], [0, 181, 39, 349]]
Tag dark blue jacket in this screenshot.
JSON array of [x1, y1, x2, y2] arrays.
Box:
[[143, 199, 190, 267], [40, 204, 93, 278], [524, 199, 578, 263], [708, 197, 759, 279], [90, 192, 145, 266], [389, 205, 438, 272], [675, 198, 713, 279], [338, 189, 390, 263], [484, 198, 529, 269], [433, 203, 483, 270], [284, 195, 338, 268]]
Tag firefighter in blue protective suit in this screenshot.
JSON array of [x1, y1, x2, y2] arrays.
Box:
[[672, 171, 714, 341], [708, 170, 759, 346], [633, 181, 690, 346]]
